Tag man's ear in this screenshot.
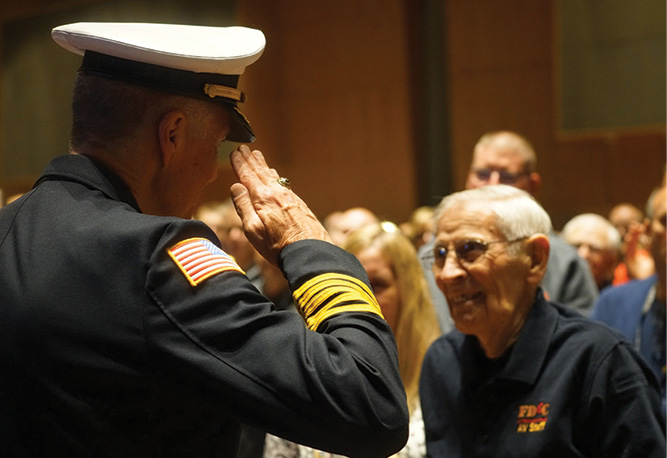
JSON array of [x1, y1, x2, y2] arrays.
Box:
[[528, 172, 542, 197], [158, 110, 187, 168], [526, 233, 549, 286]]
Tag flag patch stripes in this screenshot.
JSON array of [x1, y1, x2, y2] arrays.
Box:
[[168, 237, 244, 286]]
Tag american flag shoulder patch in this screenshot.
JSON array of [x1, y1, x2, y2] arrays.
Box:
[[168, 237, 245, 287]]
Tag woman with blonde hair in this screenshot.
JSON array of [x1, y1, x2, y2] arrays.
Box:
[[344, 222, 441, 419], [263, 221, 440, 458]]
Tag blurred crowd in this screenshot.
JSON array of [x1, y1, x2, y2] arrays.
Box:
[[178, 130, 665, 457], [3, 130, 663, 457]]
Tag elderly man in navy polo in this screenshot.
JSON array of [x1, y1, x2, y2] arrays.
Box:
[[420, 185, 664, 457]]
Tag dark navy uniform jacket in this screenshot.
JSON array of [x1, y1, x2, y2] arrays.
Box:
[[0, 154, 408, 458], [591, 275, 666, 411], [420, 290, 665, 458]]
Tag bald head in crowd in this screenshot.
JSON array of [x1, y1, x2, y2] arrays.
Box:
[[561, 214, 621, 291], [609, 203, 644, 239], [325, 207, 379, 246], [466, 131, 541, 196]]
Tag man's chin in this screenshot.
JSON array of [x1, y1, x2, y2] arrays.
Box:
[[449, 309, 481, 336]]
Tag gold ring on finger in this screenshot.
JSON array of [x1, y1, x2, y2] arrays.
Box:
[[277, 177, 291, 189]]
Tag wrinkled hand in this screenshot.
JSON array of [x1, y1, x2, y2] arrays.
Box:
[[229, 145, 332, 265]]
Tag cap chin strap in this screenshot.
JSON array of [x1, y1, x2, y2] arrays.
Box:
[[204, 83, 245, 102]]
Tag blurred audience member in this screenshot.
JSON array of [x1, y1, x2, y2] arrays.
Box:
[[465, 131, 597, 313], [345, 222, 440, 410], [347, 222, 440, 457], [610, 203, 644, 239], [193, 200, 227, 242], [322, 210, 343, 242], [400, 206, 435, 251], [264, 222, 439, 458], [464, 131, 541, 194], [324, 207, 379, 247], [609, 202, 654, 285], [420, 131, 598, 333], [561, 213, 621, 291], [591, 182, 666, 413]]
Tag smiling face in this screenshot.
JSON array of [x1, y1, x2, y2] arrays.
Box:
[[432, 201, 537, 357]]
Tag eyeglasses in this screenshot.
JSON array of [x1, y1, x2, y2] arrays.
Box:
[[472, 168, 530, 185], [422, 237, 527, 269]]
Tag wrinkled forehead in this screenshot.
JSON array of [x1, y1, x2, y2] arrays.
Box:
[[471, 146, 528, 171], [435, 201, 500, 240], [565, 224, 611, 247]]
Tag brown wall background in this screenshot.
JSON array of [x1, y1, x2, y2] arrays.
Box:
[[443, 1, 665, 228], [1, 0, 664, 229], [232, 0, 418, 223]]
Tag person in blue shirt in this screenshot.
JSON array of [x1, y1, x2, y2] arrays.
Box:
[[591, 181, 666, 412]]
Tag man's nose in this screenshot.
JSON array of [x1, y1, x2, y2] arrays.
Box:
[[434, 251, 467, 288], [577, 244, 591, 260], [487, 170, 502, 185]]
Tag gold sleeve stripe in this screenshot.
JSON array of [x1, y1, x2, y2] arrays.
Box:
[[293, 273, 384, 331]]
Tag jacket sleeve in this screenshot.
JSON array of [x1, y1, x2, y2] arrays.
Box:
[[145, 223, 409, 458], [583, 341, 665, 457]]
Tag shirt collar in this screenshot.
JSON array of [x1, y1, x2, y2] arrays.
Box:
[[500, 289, 557, 384], [34, 154, 141, 212], [461, 289, 557, 386]]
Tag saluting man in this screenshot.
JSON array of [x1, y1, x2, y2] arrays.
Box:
[[0, 22, 408, 457]]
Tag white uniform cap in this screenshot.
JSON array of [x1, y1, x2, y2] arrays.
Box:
[[52, 22, 266, 143]]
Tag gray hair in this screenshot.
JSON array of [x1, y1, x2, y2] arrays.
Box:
[[70, 73, 219, 153], [561, 213, 622, 251], [433, 185, 552, 245]]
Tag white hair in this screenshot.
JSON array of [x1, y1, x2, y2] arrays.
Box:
[[561, 213, 622, 251], [434, 185, 552, 243]]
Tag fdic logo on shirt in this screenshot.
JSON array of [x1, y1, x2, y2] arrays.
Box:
[[516, 403, 549, 433]]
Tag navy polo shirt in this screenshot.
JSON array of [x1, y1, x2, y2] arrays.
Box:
[[420, 290, 665, 457]]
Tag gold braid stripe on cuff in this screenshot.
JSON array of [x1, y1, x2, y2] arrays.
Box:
[[293, 273, 384, 331]]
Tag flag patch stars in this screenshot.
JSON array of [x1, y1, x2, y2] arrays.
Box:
[[168, 237, 244, 286]]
